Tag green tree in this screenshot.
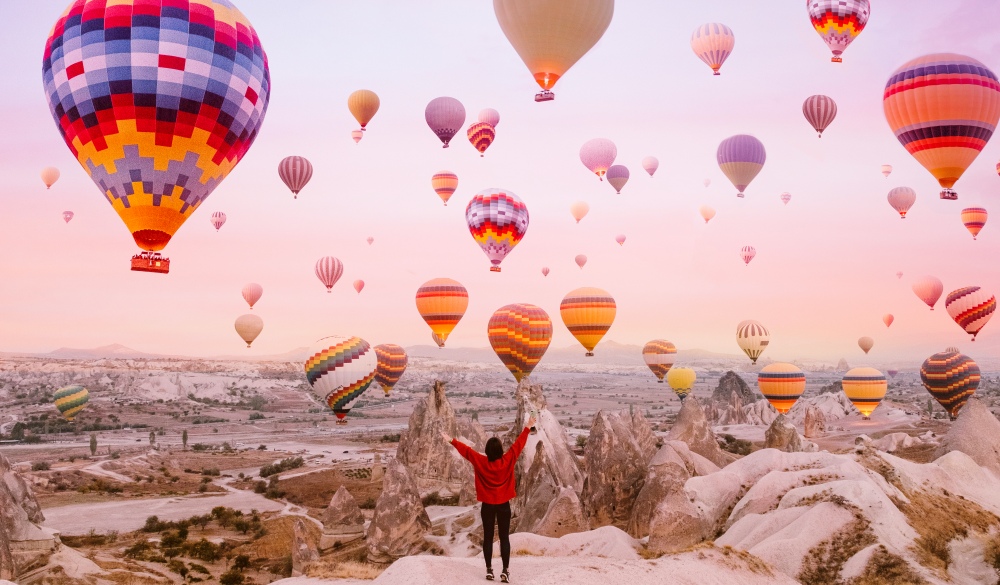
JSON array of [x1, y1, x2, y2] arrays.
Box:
[[10, 422, 25, 441], [89, 433, 97, 456], [149, 431, 155, 446], [182, 429, 188, 450]]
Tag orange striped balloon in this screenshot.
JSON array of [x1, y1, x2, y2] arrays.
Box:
[[920, 351, 979, 419], [488, 304, 553, 382], [374, 344, 408, 396], [415, 278, 469, 346], [642, 340, 676, 382], [758, 363, 805, 414], [431, 171, 459, 206], [560, 287, 616, 357], [961, 207, 987, 240], [945, 286, 995, 340], [467, 122, 496, 157], [842, 367, 887, 419]]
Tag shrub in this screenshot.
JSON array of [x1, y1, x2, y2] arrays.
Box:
[[219, 569, 244, 585], [380, 433, 401, 443], [259, 456, 303, 478], [31, 461, 50, 471], [248, 412, 264, 421]]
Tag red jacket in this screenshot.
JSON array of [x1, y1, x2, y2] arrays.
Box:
[[451, 428, 529, 505]]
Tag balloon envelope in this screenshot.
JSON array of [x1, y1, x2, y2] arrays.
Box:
[[478, 108, 500, 127], [374, 343, 408, 396], [690, 23, 734, 75], [642, 156, 659, 177], [842, 367, 886, 418], [242, 283, 263, 309], [780, 192, 791, 205], [315, 257, 344, 292], [803, 95, 837, 136], [467, 122, 496, 156], [887, 187, 916, 219], [858, 336, 874, 354], [615, 234, 626, 246], [41, 167, 60, 189], [881, 165, 892, 178], [353, 280, 365, 294], [920, 351, 979, 418], [488, 303, 553, 382], [62, 211, 74, 223], [945, 286, 996, 340], [560, 287, 615, 356], [210, 212, 226, 232], [351, 130, 363, 143], [570, 201, 590, 223], [416, 278, 469, 345], [740, 246, 756, 266], [700, 206, 716, 223], [737, 320, 769, 364], [432, 171, 459, 206], [717, 135, 766, 197], [758, 363, 805, 414], [606, 165, 630, 194], [575, 254, 587, 269], [912, 276, 944, 310], [304, 336, 377, 421], [466, 189, 529, 272], [807, 0, 870, 62], [425, 97, 466, 148], [580, 138, 617, 180], [642, 340, 676, 382], [883, 314, 894, 327], [541, 267, 550, 277], [667, 367, 697, 400], [235, 314, 263, 348], [961, 207, 987, 240], [347, 89, 380, 129], [54, 384, 89, 421], [279, 156, 314, 198]]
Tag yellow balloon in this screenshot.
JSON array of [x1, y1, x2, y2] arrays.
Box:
[[559, 287, 615, 356], [348, 90, 380, 130], [842, 367, 887, 419], [667, 367, 697, 400]]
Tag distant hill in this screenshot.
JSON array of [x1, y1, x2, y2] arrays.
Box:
[[406, 340, 746, 365], [47, 343, 164, 360]]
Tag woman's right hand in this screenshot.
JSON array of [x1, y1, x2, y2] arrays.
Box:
[[526, 414, 537, 429]]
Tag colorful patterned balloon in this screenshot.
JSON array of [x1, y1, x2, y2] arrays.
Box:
[[580, 138, 617, 180], [431, 171, 458, 206], [234, 314, 263, 348], [642, 156, 659, 177], [667, 367, 696, 401], [347, 89, 379, 130], [62, 211, 74, 223], [920, 351, 979, 419], [945, 286, 995, 340], [842, 367, 886, 419], [488, 303, 553, 383], [210, 211, 226, 232], [884, 54, 1000, 200], [606, 165, 629, 194], [415, 278, 469, 345], [425, 97, 465, 148], [467, 122, 496, 157], [912, 276, 944, 310], [560, 287, 615, 356], [758, 362, 805, 414], [242, 283, 262, 309], [315, 256, 344, 293], [807, 0, 870, 63], [42, 0, 270, 256], [887, 187, 916, 219], [304, 336, 377, 422], [278, 156, 313, 198], [858, 336, 874, 354], [961, 207, 988, 240], [736, 320, 769, 364], [717, 135, 766, 198], [642, 340, 676, 382], [465, 189, 529, 272], [690, 23, 734, 76], [740, 245, 756, 266], [374, 343, 408, 396], [54, 385, 89, 421], [803, 95, 837, 137]]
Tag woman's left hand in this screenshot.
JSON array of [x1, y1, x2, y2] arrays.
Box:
[[440, 430, 453, 443]]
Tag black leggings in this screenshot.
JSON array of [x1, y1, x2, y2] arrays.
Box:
[[481, 501, 512, 570]]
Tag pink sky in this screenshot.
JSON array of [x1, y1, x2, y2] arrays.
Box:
[[1, 1, 998, 363]]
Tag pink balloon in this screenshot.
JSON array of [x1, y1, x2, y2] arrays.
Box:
[[353, 280, 365, 294], [242, 283, 263, 309], [912, 275, 943, 310], [315, 257, 344, 293], [575, 254, 587, 269], [615, 234, 626, 246], [541, 267, 550, 277]]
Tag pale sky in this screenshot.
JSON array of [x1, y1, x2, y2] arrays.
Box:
[[1, 0, 998, 363]]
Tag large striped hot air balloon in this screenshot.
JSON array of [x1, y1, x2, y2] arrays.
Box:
[[210, 212, 226, 232], [736, 320, 769, 364], [717, 135, 766, 198], [642, 157, 659, 177], [43, 0, 270, 272], [803, 95, 838, 137], [54, 385, 89, 421], [279, 156, 313, 199], [315, 257, 344, 293], [842, 367, 886, 419], [945, 287, 996, 340], [488, 303, 553, 383], [493, 0, 613, 101], [667, 367, 696, 401], [467, 122, 496, 157], [920, 351, 979, 419], [347, 89, 380, 131], [807, 0, 870, 63], [431, 171, 458, 206], [466, 189, 529, 272], [242, 283, 263, 309], [642, 340, 676, 382], [560, 287, 616, 357], [304, 336, 377, 423], [415, 278, 469, 346], [373, 344, 408, 397], [580, 138, 617, 181], [425, 97, 466, 148], [883, 54, 1000, 200], [235, 314, 263, 348], [690, 23, 735, 76], [912, 276, 944, 310], [758, 363, 805, 414], [961, 207, 988, 240], [606, 165, 630, 194], [858, 336, 874, 354], [887, 187, 916, 219]]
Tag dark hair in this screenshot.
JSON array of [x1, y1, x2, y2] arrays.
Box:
[[485, 437, 503, 462]]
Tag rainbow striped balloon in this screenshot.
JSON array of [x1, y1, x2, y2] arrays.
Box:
[[920, 351, 980, 419], [560, 287, 616, 357], [431, 171, 458, 206], [415, 278, 469, 345], [961, 207, 988, 240], [642, 340, 677, 382], [758, 363, 805, 414], [842, 367, 886, 419], [304, 336, 377, 422], [465, 189, 529, 272], [467, 122, 496, 157], [488, 303, 553, 383], [54, 385, 89, 421], [945, 287, 996, 340], [373, 344, 408, 396]]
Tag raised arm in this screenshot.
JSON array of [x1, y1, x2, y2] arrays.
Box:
[[442, 430, 476, 462], [507, 413, 536, 461]]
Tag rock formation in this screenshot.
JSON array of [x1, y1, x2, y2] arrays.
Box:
[[803, 405, 825, 438], [320, 486, 365, 548], [665, 397, 737, 468], [0, 453, 58, 580], [514, 441, 588, 537], [712, 371, 758, 405], [627, 441, 719, 538], [366, 459, 431, 563], [291, 518, 319, 577], [581, 410, 647, 529], [628, 407, 658, 463], [370, 452, 384, 484], [935, 397, 1000, 476], [764, 415, 806, 453]]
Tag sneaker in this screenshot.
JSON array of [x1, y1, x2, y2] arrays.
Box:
[[486, 568, 494, 581], [500, 570, 509, 583]]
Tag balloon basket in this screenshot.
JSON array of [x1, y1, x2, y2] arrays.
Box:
[[713, 71, 720, 76], [737, 193, 745, 198], [585, 352, 594, 357], [831, 56, 843, 63], [490, 266, 501, 272], [534, 91, 555, 102], [657, 380, 663, 383], [130, 251, 170, 274], [336, 419, 348, 425], [940, 189, 957, 200]]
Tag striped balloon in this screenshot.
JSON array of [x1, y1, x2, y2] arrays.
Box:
[[242, 283, 263, 309], [305, 336, 377, 422], [431, 171, 459, 206], [488, 303, 553, 383], [780, 192, 791, 205], [920, 351, 980, 419], [580, 138, 617, 180], [807, 0, 869, 62], [560, 287, 616, 357], [278, 156, 313, 198], [541, 267, 550, 277], [315, 257, 344, 293], [842, 367, 886, 419], [351, 130, 363, 144], [883, 54, 1000, 199], [945, 286, 996, 340], [887, 187, 916, 219], [431, 332, 446, 348], [210, 212, 226, 232], [961, 207, 988, 240], [758, 363, 805, 414], [425, 97, 466, 148], [62, 211, 74, 223], [465, 189, 530, 272], [912, 276, 943, 310], [736, 320, 769, 364], [690, 23, 734, 75], [858, 336, 874, 354], [606, 165, 630, 194], [667, 367, 697, 401], [235, 314, 263, 348], [717, 135, 766, 198], [467, 122, 496, 157], [415, 278, 469, 345], [740, 245, 756, 266], [642, 156, 659, 177], [642, 340, 677, 382], [54, 385, 89, 421], [802, 95, 837, 137], [374, 343, 408, 396]]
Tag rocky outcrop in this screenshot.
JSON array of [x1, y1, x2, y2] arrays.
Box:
[[627, 441, 719, 538], [366, 459, 431, 563], [707, 388, 750, 425], [764, 415, 804, 453], [628, 408, 658, 463], [515, 441, 588, 537], [666, 397, 737, 468], [291, 519, 319, 577], [370, 452, 384, 484], [712, 371, 757, 405], [0, 453, 58, 580], [803, 405, 826, 438], [581, 411, 647, 529], [320, 486, 365, 548], [935, 397, 1000, 476]]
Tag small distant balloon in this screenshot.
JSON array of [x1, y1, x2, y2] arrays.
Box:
[[347, 89, 380, 131], [353, 280, 365, 294], [737, 319, 769, 364], [580, 138, 617, 181], [703, 178, 711, 188], [896, 272, 903, 280], [278, 156, 313, 199], [858, 336, 874, 354], [961, 207, 987, 240], [758, 363, 805, 414], [802, 95, 837, 137], [374, 343, 408, 396], [615, 234, 626, 246], [945, 286, 995, 340], [699, 206, 716, 223], [887, 369, 899, 379], [425, 97, 466, 148], [642, 156, 659, 177], [367, 236, 374, 245], [883, 314, 894, 327], [467, 122, 496, 157], [560, 287, 616, 356], [642, 340, 676, 383], [62, 211, 74, 223], [575, 254, 587, 269], [242, 283, 263, 310], [351, 130, 363, 143], [881, 164, 892, 178], [740, 245, 756, 266], [690, 23, 734, 75], [235, 314, 264, 348], [912, 276, 944, 310], [570, 201, 590, 223], [887, 187, 916, 219], [541, 267, 550, 277], [416, 278, 469, 346], [431, 171, 459, 206], [606, 165, 630, 194], [478, 108, 500, 127], [315, 256, 344, 293], [41, 167, 60, 189], [210, 211, 226, 232], [54, 385, 88, 421]]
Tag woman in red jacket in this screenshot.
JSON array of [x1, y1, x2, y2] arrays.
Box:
[[441, 414, 535, 583]]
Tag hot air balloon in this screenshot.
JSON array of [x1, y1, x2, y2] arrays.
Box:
[[41, 167, 60, 189], [780, 192, 791, 205], [758, 363, 805, 414], [278, 156, 313, 199], [803, 95, 838, 137], [351, 130, 363, 143], [242, 283, 263, 310], [920, 350, 979, 419], [575, 254, 587, 269], [642, 157, 659, 177], [881, 165, 893, 178], [642, 340, 676, 382], [493, 0, 613, 101], [43, 0, 270, 273], [961, 207, 988, 240], [740, 245, 756, 266], [570, 201, 590, 223], [425, 97, 466, 148], [703, 178, 711, 188], [842, 367, 886, 419], [432, 332, 446, 348], [431, 172, 459, 206], [736, 320, 769, 364], [560, 287, 615, 356], [945, 287, 996, 340], [690, 23, 735, 76], [416, 278, 469, 346], [541, 267, 550, 277], [667, 367, 696, 401], [235, 314, 263, 348], [807, 0, 870, 63], [304, 336, 377, 423], [912, 276, 944, 310], [466, 189, 529, 272], [718, 135, 766, 198], [367, 237, 374, 245], [347, 89, 380, 131], [858, 336, 874, 354], [374, 343, 408, 397], [896, 272, 904, 280], [315, 257, 344, 293], [488, 303, 553, 383], [887, 369, 899, 379], [615, 234, 626, 246], [467, 122, 496, 157], [607, 165, 630, 194], [580, 138, 617, 181], [884, 54, 1000, 200], [883, 314, 894, 327], [353, 280, 365, 294], [210, 212, 226, 232], [945, 346, 961, 353], [62, 211, 74, 223], [887, 187, 916, 219], [700, 206, 716, 223], [478, 108, 500, 127], [54, 385, 89, 421]]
